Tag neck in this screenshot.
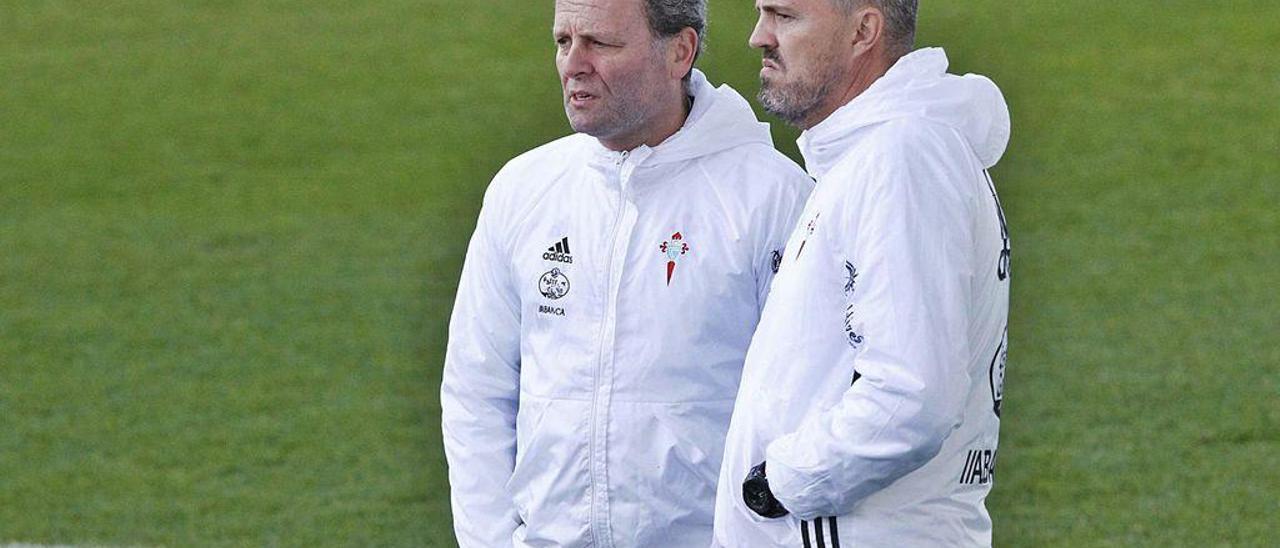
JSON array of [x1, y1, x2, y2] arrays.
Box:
[[799, 53, 895, 131], [600, 87, 692, 152]]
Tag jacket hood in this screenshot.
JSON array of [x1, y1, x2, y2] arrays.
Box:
[[593, 69, 774, 166], [799, 48, 1010, 177]]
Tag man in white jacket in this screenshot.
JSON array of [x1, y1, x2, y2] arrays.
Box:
[[440, 0, 812, 546], [714, 1, 1011, 546]]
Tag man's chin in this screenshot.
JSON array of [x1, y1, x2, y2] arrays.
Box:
[[757, 89, 785, 115], [567, 118, 606, 138], [758, 80, 788, 106], [758, 91, 808, 127], [565, 111, 594, 133]]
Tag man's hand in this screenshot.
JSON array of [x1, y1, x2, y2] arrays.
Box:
[[743, 461, 789, 518]]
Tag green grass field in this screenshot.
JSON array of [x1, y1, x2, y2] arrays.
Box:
[[2, 1, 1277, 546]]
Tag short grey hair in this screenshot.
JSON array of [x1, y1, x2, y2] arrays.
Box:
[[836, 0, 917, 58], [642, 0, 707, 78]]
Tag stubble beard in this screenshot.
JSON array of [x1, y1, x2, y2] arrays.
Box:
[[565, 90, 651, 143], [757, 51, 842, 128], [564, 51, 666, 145]]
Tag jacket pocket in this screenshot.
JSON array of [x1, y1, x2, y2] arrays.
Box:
[[606, 399, 735, 542], [502, 396, 593, 546]]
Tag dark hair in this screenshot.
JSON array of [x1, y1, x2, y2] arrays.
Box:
[[642, 0, 707, 79], [836, 0, 917, 58]]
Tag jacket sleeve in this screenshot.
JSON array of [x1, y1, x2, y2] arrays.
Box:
[[440, 184, 523, 547], [765, 131, 976, 519]]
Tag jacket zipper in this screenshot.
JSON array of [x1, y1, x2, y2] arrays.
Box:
[[589, 149, 628, 547]]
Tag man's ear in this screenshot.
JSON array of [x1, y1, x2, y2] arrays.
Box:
[[850, 6, 885, 57], [668, 27, 699, 80]]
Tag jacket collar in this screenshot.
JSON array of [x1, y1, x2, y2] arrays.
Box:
[[587, 69, 772, 171], [797, 47, 1011, 180], [798, 49, 949, 180]]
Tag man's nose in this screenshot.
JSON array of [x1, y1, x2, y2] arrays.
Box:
[[560, 39, 593, 78], [748, 17, 774, 50]]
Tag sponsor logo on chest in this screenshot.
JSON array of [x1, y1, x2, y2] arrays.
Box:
[[538, 267, 570, 302], [543, 236, 574, 264], [537, 236, 573, 317]]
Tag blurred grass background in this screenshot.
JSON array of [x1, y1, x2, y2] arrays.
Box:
[[1, 0, 1277, 545]]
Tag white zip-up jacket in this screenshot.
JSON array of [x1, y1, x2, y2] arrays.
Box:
[[713, 48, 1012, 547], [442, 70, 812, 548]]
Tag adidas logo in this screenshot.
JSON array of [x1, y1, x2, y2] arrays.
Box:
[[543, 237, 574, 264]]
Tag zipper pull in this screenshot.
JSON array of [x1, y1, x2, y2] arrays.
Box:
[[616, 150, 629, 167]]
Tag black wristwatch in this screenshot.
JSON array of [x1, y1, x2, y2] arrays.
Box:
[[742, 461, 789, 518]]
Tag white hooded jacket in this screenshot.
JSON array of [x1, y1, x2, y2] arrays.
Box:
[[713, 49, 1012, 547], [442, 70, 812, 547]]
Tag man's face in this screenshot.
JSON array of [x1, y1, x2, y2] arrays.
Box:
[[750, 0, 857, 127], [554, 0, 674, 147]]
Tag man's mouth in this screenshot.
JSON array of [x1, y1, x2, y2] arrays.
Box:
[[568, 91, 597, 106], [762, 51, 783, 71]]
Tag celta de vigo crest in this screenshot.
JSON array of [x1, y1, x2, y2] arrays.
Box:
[[659, 232, 690, 286]]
